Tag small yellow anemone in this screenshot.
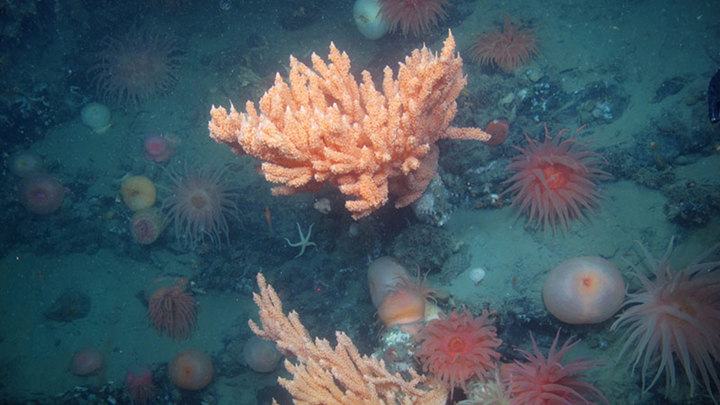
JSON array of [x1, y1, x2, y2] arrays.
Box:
[[121, 175, 156, 211]]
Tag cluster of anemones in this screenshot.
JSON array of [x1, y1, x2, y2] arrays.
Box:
[[408, 238, 720, 404], [119, 164, 240, 249], [9, 150, 66, 215], [414, 310, 607, 404], [368, 257, 610, 402]]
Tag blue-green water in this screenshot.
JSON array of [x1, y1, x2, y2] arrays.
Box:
[[0, 0, 718, 404]]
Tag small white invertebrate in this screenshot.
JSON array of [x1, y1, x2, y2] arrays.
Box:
[[469, 267, 487, 285]]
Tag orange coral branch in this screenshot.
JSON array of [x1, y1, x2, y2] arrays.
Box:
[[249, 273, 448, 405], [209, 31, 490, 219]]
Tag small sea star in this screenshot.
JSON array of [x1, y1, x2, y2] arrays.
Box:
[[285, 222, 316, 257]]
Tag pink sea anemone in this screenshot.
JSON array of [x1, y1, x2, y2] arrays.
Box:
[[130, 208, 164, 245], [542, 256, 625, 324], [125, 365, 155, 405], [469, 16, 539, 72], [162, 165, 239, 249], [502, 330, 609, 405], [90, 24, 182, 108], [502, 125, 608, 233], [379, 0, 449, 36], [147, 277, 197, 340], [19, 173, 65, 215], [611, 239, 720, 402], [415, 309, 501, 390], [144, 133, 177, 163], [70, 347, 104, 376], [367, 256, 411, 308]]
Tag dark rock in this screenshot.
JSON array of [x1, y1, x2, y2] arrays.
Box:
[[277, 3, 322, 31], [632, 167, 676, 190], [43, 289, 91, 322], [664, 183, 720, 228], [391, 224, 454, 272], [517, 79, 572, 122], [517, 78, 629, 124], [258, 384, 292, 405], [651, 76, 685, 103]]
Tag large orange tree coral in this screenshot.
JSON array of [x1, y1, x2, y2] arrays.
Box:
[[209, 32, 490, 219]]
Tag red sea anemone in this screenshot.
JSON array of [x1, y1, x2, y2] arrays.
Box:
[[611, 239, 720, 402], [502, 330, 609, 405], [90, 24, 182, 108], [379, 0, 449, 36], [19, 173, 65, 215], [147, 277, 197, 340], [484, 118, 510, 146], [469, 16, 539, 72], [163, 165, 239, 249], [502, 125, 608, 233], [415, 309, 501, 390]]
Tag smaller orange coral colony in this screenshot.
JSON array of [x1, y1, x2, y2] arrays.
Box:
[[249, 273, 448, 404], [209, 32, 490, 219]]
